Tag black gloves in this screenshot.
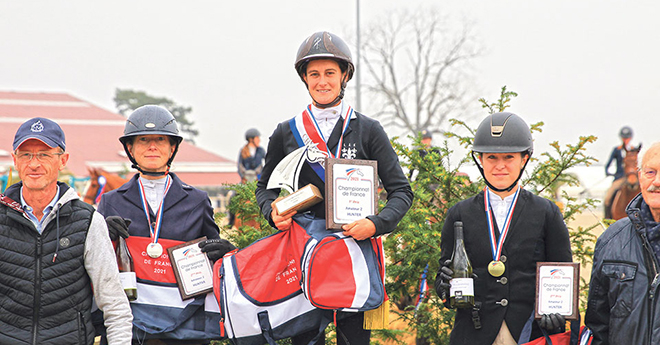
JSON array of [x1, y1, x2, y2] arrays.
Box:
[[199, 239, 237, 263], [434, 259, 478, 309], [539, 313, 565, 332], [106, 216, 131, 241], [434, 259, 453, 305]]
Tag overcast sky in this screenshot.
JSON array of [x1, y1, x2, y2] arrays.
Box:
[[2, 1, 658, 175]]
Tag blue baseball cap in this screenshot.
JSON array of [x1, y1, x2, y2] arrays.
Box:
[[13, 117, 66, 151], [420, 128, 433, 139]]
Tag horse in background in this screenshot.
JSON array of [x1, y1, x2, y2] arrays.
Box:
[[607, 144, 642, 220], [82, 167, 130, 206]]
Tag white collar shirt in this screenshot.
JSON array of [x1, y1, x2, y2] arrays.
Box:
[[139, 176, 168, 214], [487, 187, 518, 233], [311, 104, 343, 142]]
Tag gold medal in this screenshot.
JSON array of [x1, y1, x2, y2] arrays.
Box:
[[147, 242, 163, 258], [488, 260, 505, 277]]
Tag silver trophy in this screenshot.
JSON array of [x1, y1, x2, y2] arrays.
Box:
[[267, 145, 325, 216]]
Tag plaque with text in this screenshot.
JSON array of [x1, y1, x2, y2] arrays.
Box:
[[325, 158, 378, 230], [168, 237, 214, 300], [535, 262, 580, 320], [272, 184, 323, 216]]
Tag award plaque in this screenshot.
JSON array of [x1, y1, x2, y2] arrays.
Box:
[[325, 158, 378, 230], [535, 262, 580, 320], [267, 145, 324, 216], [167, 237, 214, 300], [272, 184, 323, 216]]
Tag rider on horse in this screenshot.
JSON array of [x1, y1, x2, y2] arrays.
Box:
[[604, 126, 639, 219], [605, 126, 633, 180]]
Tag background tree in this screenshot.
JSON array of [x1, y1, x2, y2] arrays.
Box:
[[113, 88, 199, 143], [360, 7, 480, 137]]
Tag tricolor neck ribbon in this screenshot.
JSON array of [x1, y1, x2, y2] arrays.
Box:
[[484, 186, 520, 261], [294, 104, 353, 158], [304, 104, 353, 159], [138, 175, 172, 245], [290, 104, 354, 180]]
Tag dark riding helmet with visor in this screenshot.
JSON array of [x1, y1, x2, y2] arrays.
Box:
[[245, 128, 260, 141], [295, 31, 355, 108], [471, 112, 533, 193], [119, 105, 183, 177]]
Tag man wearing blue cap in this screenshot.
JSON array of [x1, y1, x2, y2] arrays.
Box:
[[0, 117, 133, 344]]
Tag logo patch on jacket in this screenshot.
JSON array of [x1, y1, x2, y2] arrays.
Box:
[[59, 237, 71, 248]]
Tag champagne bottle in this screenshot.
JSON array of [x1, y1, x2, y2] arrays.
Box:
[[449, 221, 474, 308], [116, 237, 138, 301]]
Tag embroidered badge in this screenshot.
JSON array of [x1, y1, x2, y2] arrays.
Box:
[[341, 143, 357, 159], [31, 120, 44, 133]]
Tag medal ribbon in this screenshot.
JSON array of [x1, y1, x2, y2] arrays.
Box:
[[304, 104, 353, 159], [290, 104, 354, 180], [484, 186, 520, 261], [138, 175, 172, 245]]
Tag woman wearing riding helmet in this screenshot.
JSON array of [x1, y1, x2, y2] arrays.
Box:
[[96, 105, 235, 344], [603, 125, 635, 218], [238, 128, 266, 183], [255, 31, 413, 345], [434, 113, 573, 345]]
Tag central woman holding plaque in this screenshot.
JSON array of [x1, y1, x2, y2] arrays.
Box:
[[255, 31, 413, 345], [97, 105, 236, 344], [434, 113, 573, 345]]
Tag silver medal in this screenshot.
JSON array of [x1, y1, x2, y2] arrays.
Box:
[[147, 242, 163, 258]]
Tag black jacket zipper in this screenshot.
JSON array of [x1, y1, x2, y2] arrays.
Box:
[[33, 236, 42, 345], [639, 232, 659, 345]]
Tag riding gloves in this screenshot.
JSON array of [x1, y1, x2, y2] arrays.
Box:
[[199, 239, 237, 263], [106, 216, 131, 241], [435, 259, 454, 308], [538, 313, 566, 332]]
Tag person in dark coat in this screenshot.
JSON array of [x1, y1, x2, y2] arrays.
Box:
[[237, 128, 266, 183], [1, 117, 133, 344], [408, 128, 441, 181], [605, 126, 633, 180], [97, 105, 236, 345], [255, 31, 413, 345], [435, 112, 573, 345], [586, 142, 660, 345], [603, 125, 635, 218]]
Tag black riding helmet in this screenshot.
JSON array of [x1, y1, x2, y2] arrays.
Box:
[[619, 126, 633, 139], [295, 31, 355, 108], [119, 105, 183, 177], [471, 112, 533, 193]]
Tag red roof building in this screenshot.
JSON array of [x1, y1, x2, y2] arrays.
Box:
[[0, 91, 240, 189]]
